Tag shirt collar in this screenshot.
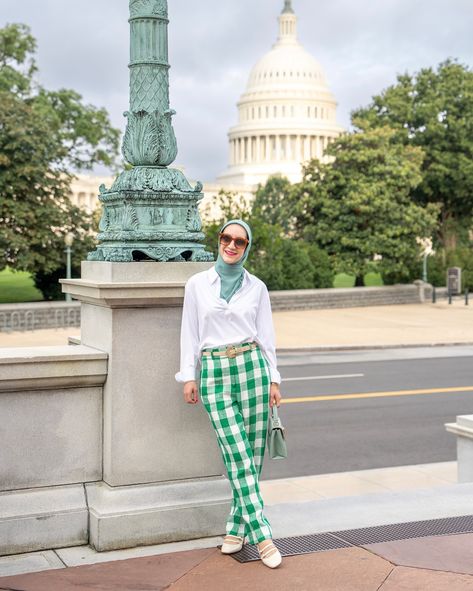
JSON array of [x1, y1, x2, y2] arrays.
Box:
[[208, 266, 219, 285]]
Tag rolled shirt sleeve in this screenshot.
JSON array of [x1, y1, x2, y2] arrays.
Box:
[[175, 279, 200, 383], [255, 284, 281, 384]]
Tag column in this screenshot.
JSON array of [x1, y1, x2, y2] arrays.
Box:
[[248, 136, 253, 163], [303, 136, 309, 160], [276, 135, 281, 161], [296, 135, 302, 162], [256, 136, 261, 163], [265, 136, 270, 161]]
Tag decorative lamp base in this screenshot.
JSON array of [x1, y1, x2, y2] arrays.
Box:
[[88, 167, 213, 263]]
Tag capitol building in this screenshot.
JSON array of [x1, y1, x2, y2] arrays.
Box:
[[216, 0, 343, 187], [70, 0, 343, 217]]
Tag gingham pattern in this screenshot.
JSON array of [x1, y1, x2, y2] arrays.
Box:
[[200, 344, 272, 545]]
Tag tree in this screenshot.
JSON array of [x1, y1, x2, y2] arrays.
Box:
[[0, 24, 120, 298], [293, 127, 440, 285], [252, 175, 296, 233], [353, 60, 473, 250]]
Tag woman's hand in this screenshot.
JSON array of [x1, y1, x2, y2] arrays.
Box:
[[270, 382, 282, 408], [184, 380, 199, 405]]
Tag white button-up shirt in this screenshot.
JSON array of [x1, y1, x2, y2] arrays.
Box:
[[175, 266, 281, 385]]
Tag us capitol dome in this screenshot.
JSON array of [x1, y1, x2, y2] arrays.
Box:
[[216, 0, 344, 187]]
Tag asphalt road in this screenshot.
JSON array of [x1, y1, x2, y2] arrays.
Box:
[[261, 346, 473, 480]]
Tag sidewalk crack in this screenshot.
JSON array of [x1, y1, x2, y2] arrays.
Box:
[[376, 566, 395, 590], [52, 549, 67, 568], [164, 548, 218, 589]]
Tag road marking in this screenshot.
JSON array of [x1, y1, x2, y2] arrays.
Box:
[[282, 386, 473, 404], [282, 373, 364, 382]]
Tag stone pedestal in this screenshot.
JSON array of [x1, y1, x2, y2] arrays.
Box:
[[61, 261, 231, 551], [445, 415, 473, 483]]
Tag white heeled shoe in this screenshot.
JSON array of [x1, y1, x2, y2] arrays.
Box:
[[258, 541, 282, 568], [221, 535, 244, 554]]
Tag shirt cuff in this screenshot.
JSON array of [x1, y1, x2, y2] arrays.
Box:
[[175, 369, 196, 384], [269, 367, 281, 384]]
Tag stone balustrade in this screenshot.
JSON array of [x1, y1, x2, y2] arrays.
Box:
[[0, 302, 80, 333]]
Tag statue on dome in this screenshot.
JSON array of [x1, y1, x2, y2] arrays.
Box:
[[283, 0, 294, 14]]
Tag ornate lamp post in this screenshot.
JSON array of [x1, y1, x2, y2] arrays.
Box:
[[88, 0, 212, 263], [61, 2, 228, 552]]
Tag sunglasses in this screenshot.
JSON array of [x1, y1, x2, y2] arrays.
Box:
[[219, 232, 249, 250]]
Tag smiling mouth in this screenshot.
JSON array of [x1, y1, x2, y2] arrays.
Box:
[[224, 250, 237, 256]]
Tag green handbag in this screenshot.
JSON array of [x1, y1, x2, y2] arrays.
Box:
[[267, 406, 287, 460]]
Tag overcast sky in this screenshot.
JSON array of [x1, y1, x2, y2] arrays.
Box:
[[1, 0, 472, 182]]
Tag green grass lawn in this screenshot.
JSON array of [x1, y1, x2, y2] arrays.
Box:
[[334, 272, 384, 288], [0, 268, 43, 304]]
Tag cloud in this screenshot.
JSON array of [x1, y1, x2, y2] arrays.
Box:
[[1, 0, 472, 181]]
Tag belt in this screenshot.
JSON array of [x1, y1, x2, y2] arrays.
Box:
[[202, 342, 257, 359]]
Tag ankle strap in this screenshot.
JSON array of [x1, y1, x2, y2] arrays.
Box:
[[260, 543, 278, 558]]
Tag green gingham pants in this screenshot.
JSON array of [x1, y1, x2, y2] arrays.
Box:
[[199, 343, 272, 545]]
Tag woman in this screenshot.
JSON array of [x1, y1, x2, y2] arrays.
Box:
[[175, 219, 283, 569]]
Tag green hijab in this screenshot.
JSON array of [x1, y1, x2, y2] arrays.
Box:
[[215, 219, 252, 303]]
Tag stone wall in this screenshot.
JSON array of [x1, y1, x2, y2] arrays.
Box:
[[270, 283, 444, 311], [0, 302, 80, 333], [1, 283, 446, 332], [0, 346, 107, 555]]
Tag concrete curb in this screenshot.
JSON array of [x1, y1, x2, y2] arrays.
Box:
[[277, 341, 473, 355]]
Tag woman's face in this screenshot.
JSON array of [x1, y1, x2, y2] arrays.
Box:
[[219, 223, 249, 265]]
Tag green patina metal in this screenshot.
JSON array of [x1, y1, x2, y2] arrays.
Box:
[[88, 0, 212, 262]]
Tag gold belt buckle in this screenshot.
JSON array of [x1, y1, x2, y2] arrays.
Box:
[[226, 345, 238, 358]]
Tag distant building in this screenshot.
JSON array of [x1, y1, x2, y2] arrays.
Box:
[[216, 0, 343, 187], [69, 174, 114, 214]]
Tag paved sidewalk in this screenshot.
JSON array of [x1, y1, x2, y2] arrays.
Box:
[[0, 301, 472, 349], [1, 461, 471, 590], [2, 540, 473, 591], [260, 461, 457, 505], [2, 479, 473, 590]]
